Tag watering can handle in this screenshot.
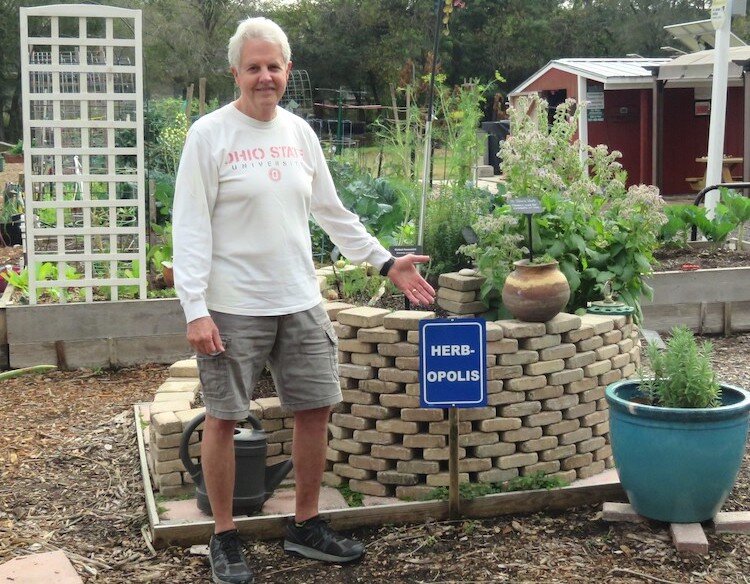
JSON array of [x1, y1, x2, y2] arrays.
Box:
[[178, 412, 264, 480]]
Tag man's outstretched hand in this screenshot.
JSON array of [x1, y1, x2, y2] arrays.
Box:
[[386, 254, 435, 307]]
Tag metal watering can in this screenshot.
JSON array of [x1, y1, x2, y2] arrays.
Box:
[[179, 412, 293, 516]]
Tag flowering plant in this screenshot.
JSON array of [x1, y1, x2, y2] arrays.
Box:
[[466, 94, 666, 320]]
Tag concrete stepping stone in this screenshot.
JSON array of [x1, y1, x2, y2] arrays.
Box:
[[0, 550, 82, 583]]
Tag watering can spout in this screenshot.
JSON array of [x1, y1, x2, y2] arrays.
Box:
[[265, 459, 294, 500]]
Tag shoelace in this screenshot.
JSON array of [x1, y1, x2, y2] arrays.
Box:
[[219, 533, 244, 564]]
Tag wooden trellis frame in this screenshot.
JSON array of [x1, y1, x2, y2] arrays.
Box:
[[20, 4, 146, 304]]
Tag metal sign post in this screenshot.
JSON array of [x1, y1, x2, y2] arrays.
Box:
[[420, 318, 487, 519], [508, 197, 543, 261]]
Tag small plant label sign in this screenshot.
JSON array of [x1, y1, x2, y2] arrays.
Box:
[[508, 197, 542, 215]]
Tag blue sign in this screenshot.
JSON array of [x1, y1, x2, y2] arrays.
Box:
[[419, 318, 487, 408]]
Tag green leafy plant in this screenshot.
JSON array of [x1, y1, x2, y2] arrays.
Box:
[[8, 140, 23, 155], [720, 187, 750, 249], [326, 265, 393, 303], [146, 222, 173, 274], [336, 482, 364, 508], [528, 253, 556, 265], [423, 472, 568, 501], [640, 326, 720, 409]]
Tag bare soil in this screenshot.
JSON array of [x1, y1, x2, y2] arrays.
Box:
[[1, 335, 749, 583], [654, 245, 750, 272]]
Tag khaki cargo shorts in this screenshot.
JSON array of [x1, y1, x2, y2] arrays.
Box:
[[196, 303, 342, 420]]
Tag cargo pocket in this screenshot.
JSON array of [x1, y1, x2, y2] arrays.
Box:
[[197, 336, 232, 403], [323, 321, 340, 381]]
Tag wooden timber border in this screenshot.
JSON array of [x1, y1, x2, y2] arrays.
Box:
[[134, 404, 627, 548], [642, 266, 750, 335]]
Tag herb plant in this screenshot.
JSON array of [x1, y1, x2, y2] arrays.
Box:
[[640, 326, 721, 409]]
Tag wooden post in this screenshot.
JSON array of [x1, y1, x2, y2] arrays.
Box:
[[448, 407, 460, 519], [148, 178, 157, 248], [199, 77, 206, 117], [185, 83, 194, 119]]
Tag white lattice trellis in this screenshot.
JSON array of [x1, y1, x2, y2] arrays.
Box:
[[20, 4, 146, 304]]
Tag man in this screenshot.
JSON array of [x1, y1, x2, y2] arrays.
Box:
[[172, 17, 435, 584]]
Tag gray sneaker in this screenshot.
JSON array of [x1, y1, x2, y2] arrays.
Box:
[[284, 516, 365, 563], [208, 530, 254, 584]]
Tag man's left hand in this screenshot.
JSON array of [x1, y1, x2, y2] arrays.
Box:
[[386, 254, 435, 307]]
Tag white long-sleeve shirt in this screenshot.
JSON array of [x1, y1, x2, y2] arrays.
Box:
[[172, 104, 391, 323]]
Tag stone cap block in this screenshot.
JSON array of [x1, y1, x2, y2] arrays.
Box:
[[175, 407, 207, 431], [169, 359, 198, 378], [323, 301, 356, 320], [383, 310, 435, 330], [151, 411, 183, 435], [158, 379, 201, 393], [545, 313, 582, 334], [438, 272, 485, 291], [337, 306, 392, 328], [578, 313, 616, 334], [149, 399, 192, 418], [485, 322, 504, 341], [497, 320, 547, 338], [255, 396, 288, 419]]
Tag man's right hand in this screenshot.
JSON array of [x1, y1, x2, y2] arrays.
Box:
[[187, 316, 224, 355]]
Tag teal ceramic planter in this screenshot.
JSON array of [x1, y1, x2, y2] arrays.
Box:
[[606, 379, 750, 523]]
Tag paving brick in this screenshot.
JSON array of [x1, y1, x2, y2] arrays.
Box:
[[169, 359, 199, 378], [521, 334, 562, 351], [371, 444, 413, 460], [584, 360, 612, 377], [336, 306, 391, 328], [333, 463, 374, 481], [565, 377, 597, 394], [261, 418, 283, 432], [325, 301, 356, 320], [525, 359, 565, 376], [349, 455, 392, 472], [329, 438, 369, 455], [498, 320, 547, 338], [576, 436, 606, 454], [350, 353, 392, 368], [350, 479, 390, 497], [326, 447, 347, 463], [564, 402, 597, 420], [474, 442, 516, 457], [338, 351, 351, 364], [380, 394, 420, 408], [497, 452, 538, 469], [333, 322, 357, 338], [599, 369, 623, 386], [595, 343, 619, 360], [540, 444, 576, 461], [158, 379, 201, 393], [378, 342, 419, 357], [383, 310, 435, 330], [543, 394, 579, 411], [341, 390, 377, 405], [338, 364, 375, 380], [488, 365, 523, 380], [479, 468, 519, 483], [377, 470, 419, 485], [525, 411, 563, 427], [576, 335, 604, 351], [406, 330, 420, 343], [154, 458, 189, 474], [459, 457, 493, 472], [546, 313, 582, 334], [713, 511, 750, 534], [157, 470, 182, 486], [331, 413, 374, 431], [548, 368, 585, 385], [523, 460, 561, 475], [149, 400, 192, 418], [670, 523, 709, 555], [458, 406, 496, 421], [617, 338, 634, 354], [559, 427, 593, 446], [561, 452, 593, 470], [528, 385, 565, 400], [151, 411, 183, 435], [581, 387, 606, 404], [339, 377, 358, 389], [505, 375, 547, 391], [405, 383, 421, 396], [357, 325, 403, 343], [621, 362, 637, 379], [502, 426, 543, 442], [438, 286, 477, 303], [379, 367, 419, 384], [499, 350, 539, 366], [438, 272, 484, 291], [549, 469, 578, 484], [562, 326, 597, 346], [577, 460, 605, 479], [395, 460, 440, 476], [429, 420, 472, 434], [488, 391, 525, 406], [594, 444, 613, 462], [403, 434, 446, 448], [544, 419, 580, 436], [500, 401, 542, 417], [539, 344, 577, 361], [519, 436, 558, 453], [174, 407, 207, 431], [339, 339, 375, 354], [396, 485, 436, 500], [582, 410, 609, 428], [565, 351, 597, 369], [597, 397, 609, 411], [376, 419, 419, 434], [359, 379, 402, 394], [478, 417, 522, 432], [424, 446, 466, 460], [602, 502, 645, 523], [487, 338, 518, 354], [610, 352, 631, 369], [437, 298, 488, 314], [485, 322, 504, 341], [426, 472, 470, 487], [268, 429, 294, 443], [459, 432, 499, 447], [579, 313, 615, 334], [353, 429, 397, 445], [395, 356, 419, 370], [401, 408, 444, 422]]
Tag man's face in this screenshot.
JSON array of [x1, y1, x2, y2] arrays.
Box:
[[232, 38, 291, 121]]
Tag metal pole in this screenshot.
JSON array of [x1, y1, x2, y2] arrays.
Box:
[[705, 0, 734, 218], [448, 406, 460, 520], [417, 0, 443, 248], [336, 87, 344, 155]]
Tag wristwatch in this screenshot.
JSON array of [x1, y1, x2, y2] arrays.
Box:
[[379, 256, 396, 277]]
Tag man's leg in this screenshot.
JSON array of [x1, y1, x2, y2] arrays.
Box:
[[202, 415, 238, 533], [292, 405, 331, 522]]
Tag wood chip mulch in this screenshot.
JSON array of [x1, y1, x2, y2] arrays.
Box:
[[0, 339, 749, 583]]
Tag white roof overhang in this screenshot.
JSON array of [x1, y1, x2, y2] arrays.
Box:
[[658, 47, 750, 83]]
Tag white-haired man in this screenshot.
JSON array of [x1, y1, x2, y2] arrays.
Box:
[[172, 16, 435, 584]]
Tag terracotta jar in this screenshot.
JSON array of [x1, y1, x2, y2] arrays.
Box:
[[501, 259, 570, 322]]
